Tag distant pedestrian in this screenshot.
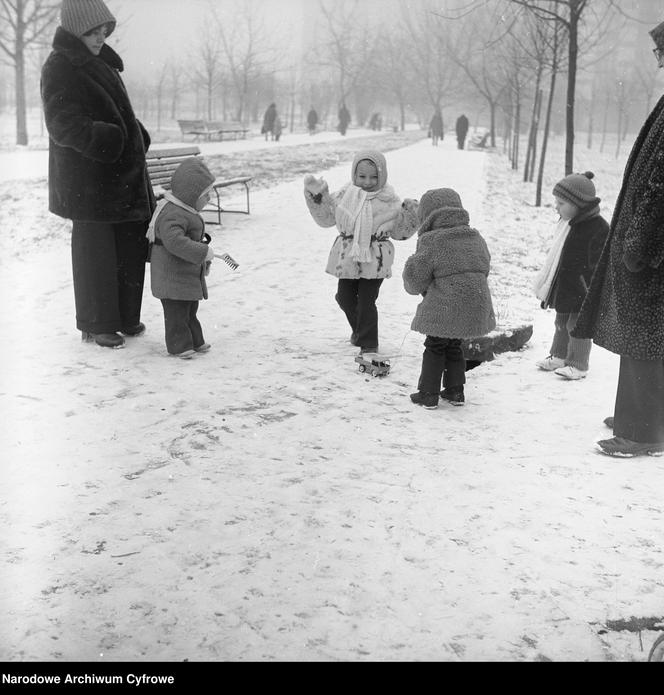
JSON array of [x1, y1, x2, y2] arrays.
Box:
[[403, 188, 495, 409], [338, 102, 351, 136], [429, 108, 443, 146], [456, 114, 469, 149], [147, 157, 216, 359], [571, 20, 664, 458], [273, 115, 282, 142], [534, 171, 609, 380], [307, 106, 318, 135], [303, 150, 419, 354], [41, 0, 155, 350], [261, 102, 277, 141]]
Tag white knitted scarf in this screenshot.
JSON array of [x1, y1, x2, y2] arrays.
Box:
[[335, 184, 385, 263], [146, 192, 202, 243], [533, 218, 571, 303]]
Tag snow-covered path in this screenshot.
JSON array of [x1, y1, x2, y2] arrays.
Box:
[[1, 137, 663, 662]]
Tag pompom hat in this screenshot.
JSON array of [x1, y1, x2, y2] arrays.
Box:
[[170, 158, 215, 209], [61, 0, 116, 38], [650, 20, 664, 50], [552, 171, 600, 209]]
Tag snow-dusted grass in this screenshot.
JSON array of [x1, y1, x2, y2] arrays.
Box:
[[1, 131, 663, 662]]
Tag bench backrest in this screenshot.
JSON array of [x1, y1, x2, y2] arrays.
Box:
[[146, 146, 202, 189], [177, 119, 207, 132], [207, 121, 247, 131]]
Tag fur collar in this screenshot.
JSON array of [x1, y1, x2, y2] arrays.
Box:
[[52, 26, 124, 71]]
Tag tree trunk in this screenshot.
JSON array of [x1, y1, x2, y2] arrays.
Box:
[[600, 92, 609, 154], [523, 68, 542, 182], [14, 9, 28, 147], [587, 80, 595, 149], [564, 6, 579, 175], [528, 89, 543, 182], [536, 66, 557, 207], [490, 101, 497, 147]]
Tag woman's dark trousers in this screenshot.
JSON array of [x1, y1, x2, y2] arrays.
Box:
[[613, 356, 664, 443], [418, 336, 466, 394], [160, 299, 205, 355], [71, 220, 148, 334], [335, 278, 383, 349]]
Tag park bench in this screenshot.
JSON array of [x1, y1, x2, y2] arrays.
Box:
[[146, 145, 252, 225], [206, 121, 250, 140], [177, 119, 250, 141], [176, 119, 210, 141]]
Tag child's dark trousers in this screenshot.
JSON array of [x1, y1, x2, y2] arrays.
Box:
[[160, 299, 205, 355], [335, 278, 383, 349], [418, 336, 466, 393]]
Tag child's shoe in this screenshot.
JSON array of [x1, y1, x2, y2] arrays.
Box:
[[194, 343, 212, 353], [554, 365, 587, 380], [536, 355, 565, 371], [440, 386, 465, 406], [409, 391, 439, 409]]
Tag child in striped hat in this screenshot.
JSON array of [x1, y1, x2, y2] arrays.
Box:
[[533, 171, 609, 379]]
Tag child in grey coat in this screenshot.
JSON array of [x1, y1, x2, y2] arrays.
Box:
[[403, 188, 496, 408]]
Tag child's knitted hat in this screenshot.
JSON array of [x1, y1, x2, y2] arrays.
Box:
[[351, 150, 388, 189], [171, 157, 215, 209], [61, 0, 116, 38], [418, 188, 463, 223], [552, 171, 600, 209], [650, 20, 664, 50]]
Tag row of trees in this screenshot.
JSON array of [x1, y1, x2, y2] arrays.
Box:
[[1, 0, 662, 205]]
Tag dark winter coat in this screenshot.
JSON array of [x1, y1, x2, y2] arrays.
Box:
[[545, 213, 609, 313], [307, 109, 318, 129], [455, 115, 469, 138], [430, 111, 444, 138], [573, 94, 664, 359], [262, 104, 277, 134], [41, 27, 154, 223], [402, 207, 496, 338]]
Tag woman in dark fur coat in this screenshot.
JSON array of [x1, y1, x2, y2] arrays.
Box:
[[572, 20, 664, 457], [41, 0, 155, 349]]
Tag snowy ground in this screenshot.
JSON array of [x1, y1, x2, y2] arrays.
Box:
[[1, 131, 663, 662]]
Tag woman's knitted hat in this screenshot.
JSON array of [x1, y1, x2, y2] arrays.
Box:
[[351, 150, 388, 189], [650, 20, 664, 50], [171, 158, 215, 209], [61, 0, 116, 38], [552, 171, 600, 209], [418, 188, 463, 223]]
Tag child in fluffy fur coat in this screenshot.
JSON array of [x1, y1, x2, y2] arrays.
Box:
[[304, 150, 419, 353], [403, 188, 496, 408], [148, 157, 216, 359]]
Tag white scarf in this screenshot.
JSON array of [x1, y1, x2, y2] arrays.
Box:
[[533, 218, 571, 303], [336, 184, 376, 263], [146, 192, 202, 243]]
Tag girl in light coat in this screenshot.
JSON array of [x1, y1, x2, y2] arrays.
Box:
[[304, 150, 419, 353]]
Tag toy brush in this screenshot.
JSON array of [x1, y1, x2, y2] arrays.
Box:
[[214, 253, 239, 270]]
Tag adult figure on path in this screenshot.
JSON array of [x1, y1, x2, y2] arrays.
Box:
[[456, 114, 469, 150], [429, 107, 443, 146], [338, 102, 351, 136], [572, 19, 664, 458], [307, 106, 318, 135], [41, 0, 155, 349], [261, 102, 277, 140]]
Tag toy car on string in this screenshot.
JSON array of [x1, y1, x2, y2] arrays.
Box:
[[354, 354, 391, 377]]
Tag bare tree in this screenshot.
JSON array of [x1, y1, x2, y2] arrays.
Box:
[[212, 0, 279, 123], [191, 24, 224, 121], [0, 0, 58, 145], [508, 0, 614, 174]]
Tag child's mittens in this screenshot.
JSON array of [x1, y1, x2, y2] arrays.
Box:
[[304, 174, 328, 204], [402, 198, 419, 214], [204, 245, 214, 276]]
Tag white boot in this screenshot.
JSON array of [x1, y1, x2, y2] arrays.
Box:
[[536, 356, 565, 371], [554, 365, 588, 380]]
